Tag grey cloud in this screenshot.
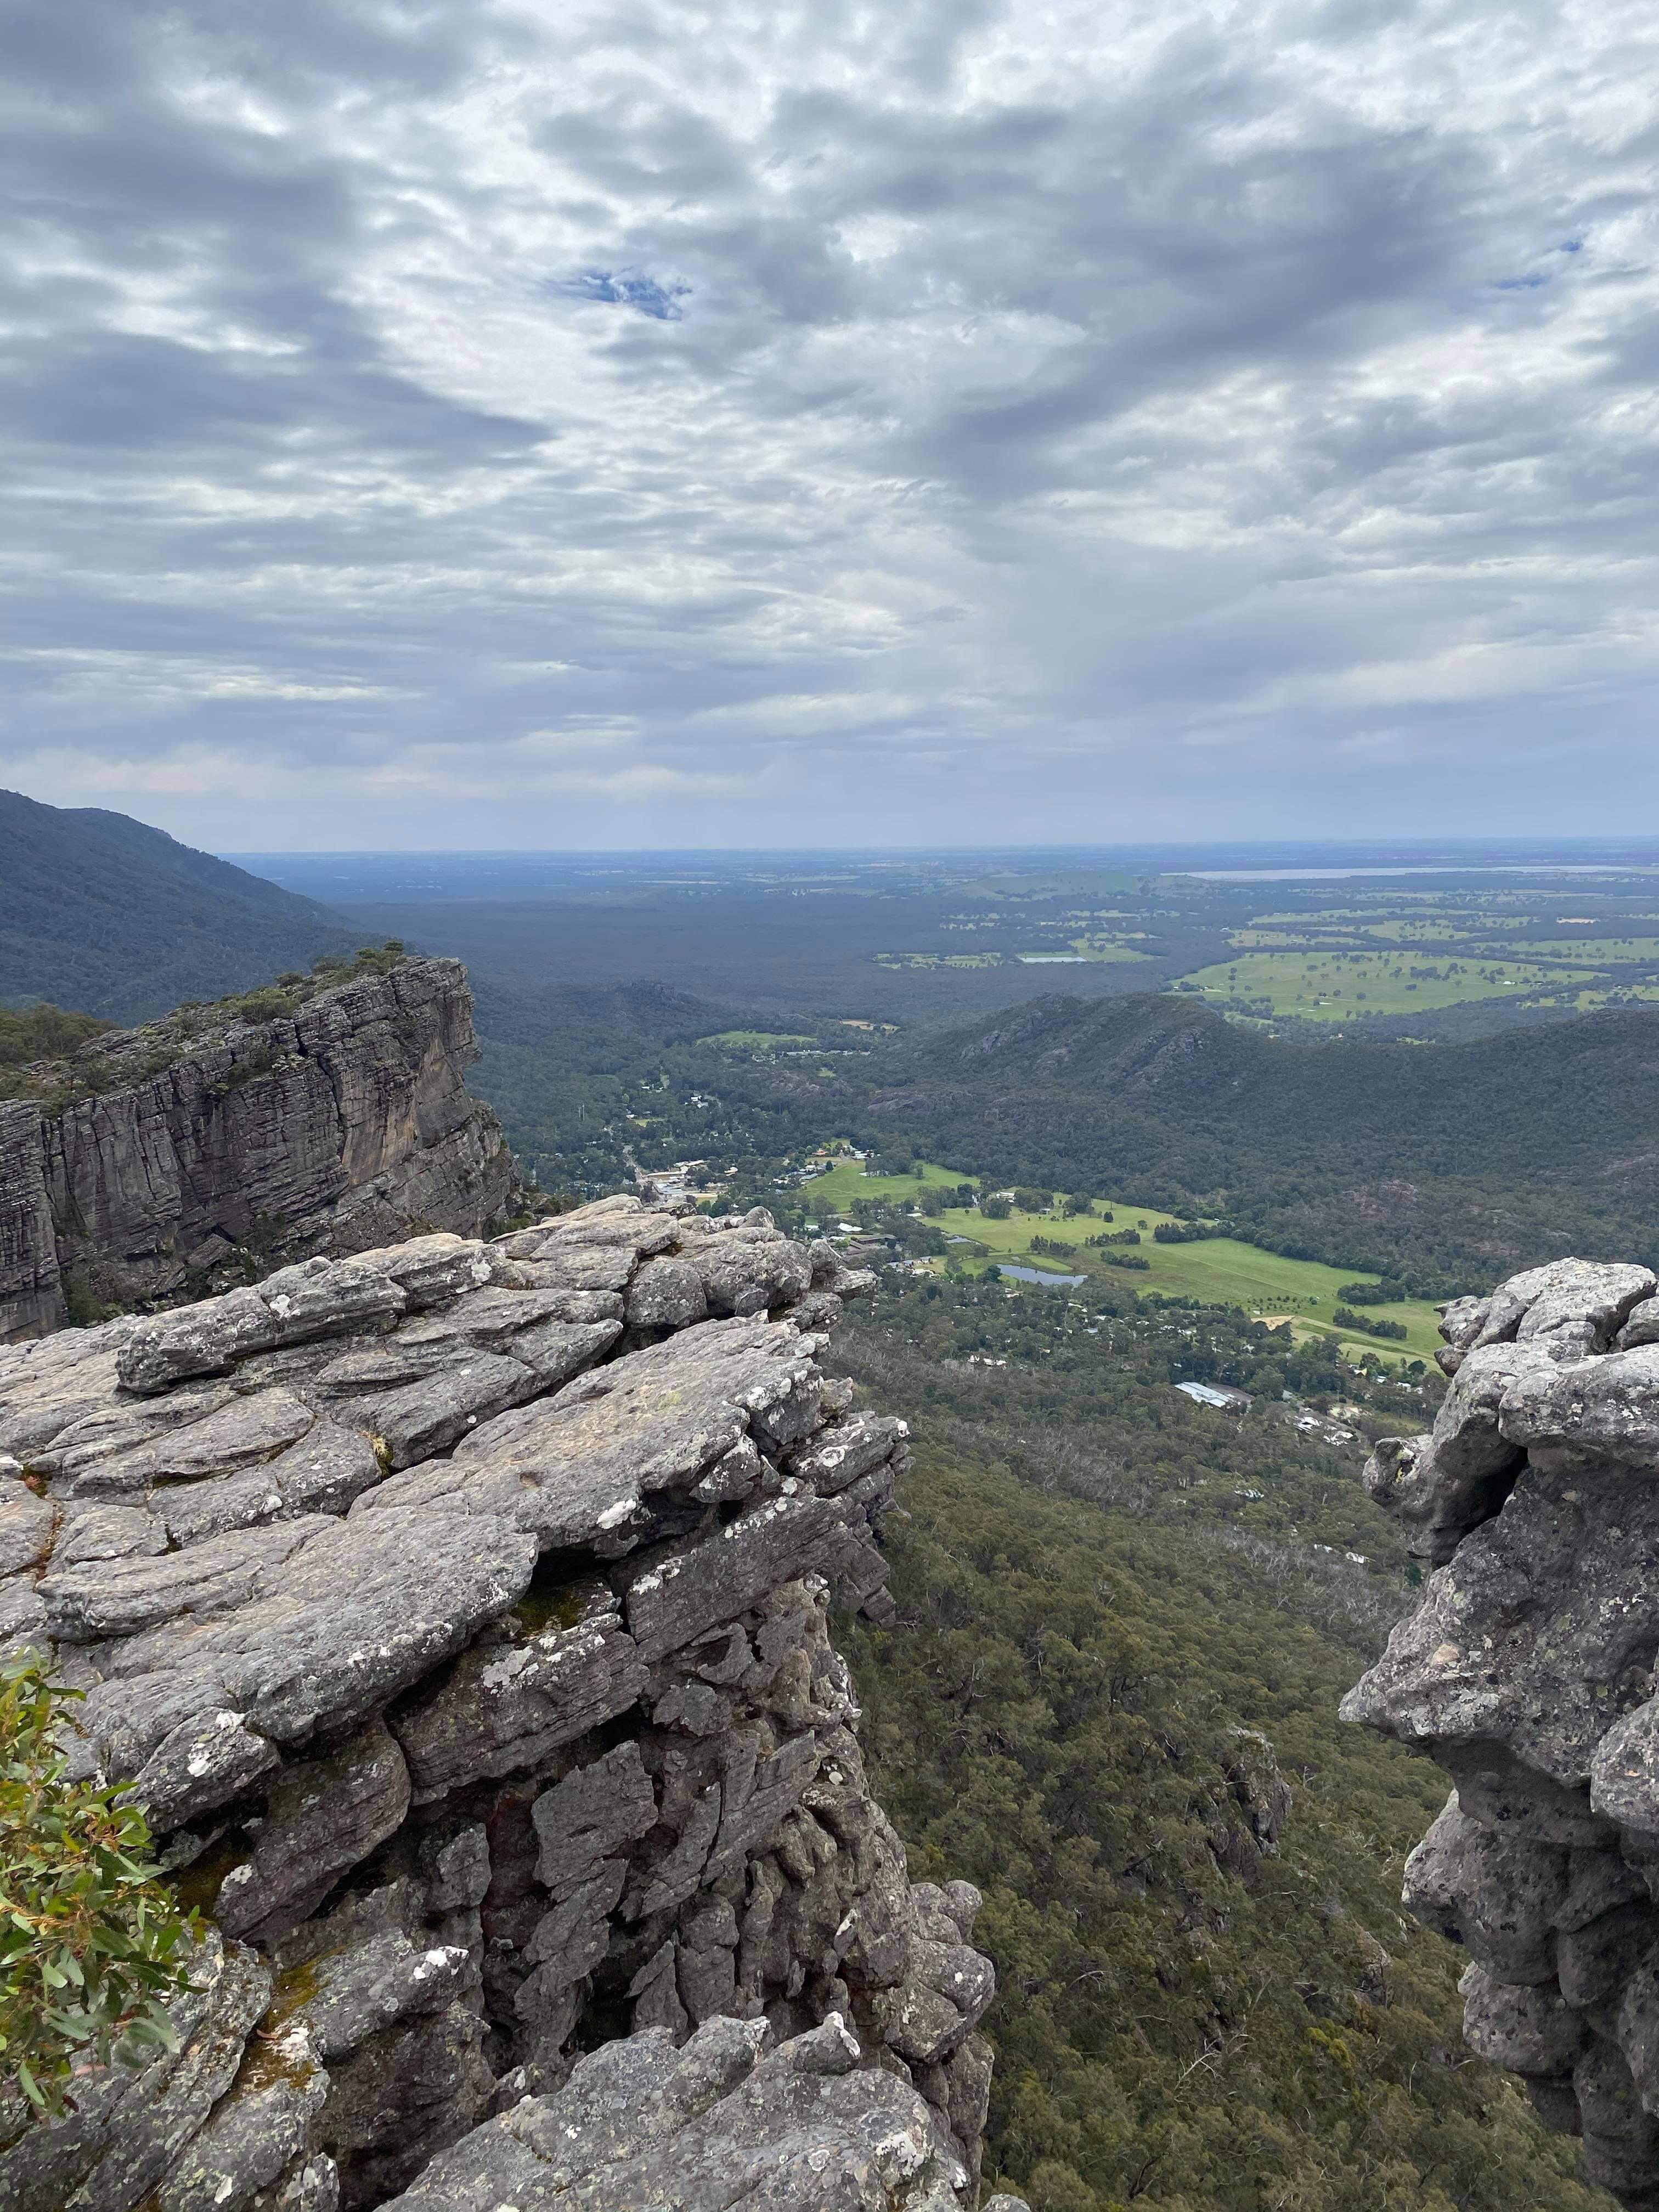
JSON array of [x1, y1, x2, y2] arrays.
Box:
[[3, 0, 1658, 849]]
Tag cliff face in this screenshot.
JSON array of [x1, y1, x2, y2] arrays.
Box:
[[0, 958, 518, 1342], [1347, 1259, 1659, 2210], [0, 1198, 1014, 2212]]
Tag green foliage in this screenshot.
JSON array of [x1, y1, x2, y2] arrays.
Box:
[[0, 1005, 112, 1075], [982, 1194, 1012, 1220], [1333, 1307, 1409, 1341], [4, 944, 411, 1115], [0, 1652, 196, 2118], [830, 1300, 1604, 2210], [1013, 1187, 1056, 1214], [1338, 1282, 1407, 1305]]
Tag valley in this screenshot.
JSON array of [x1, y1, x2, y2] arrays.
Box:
[[801, 1158, 1444, 1367], [9, 806, 1659, 2212]]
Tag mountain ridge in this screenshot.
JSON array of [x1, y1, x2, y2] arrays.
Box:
[[854, 991, 1659, 1291], [0, 787, 351, 1022]]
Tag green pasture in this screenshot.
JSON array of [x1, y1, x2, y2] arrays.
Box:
[[1176, 947, 1596, 1019], [1502, 936, 1659, 962], [806, 1157, 974, 1215], [1060, 934, 1153, 961], [698, 1030, 818, 1052], [803, 1156, 1443, 1364]]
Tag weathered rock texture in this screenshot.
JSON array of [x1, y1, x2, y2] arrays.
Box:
[[0, 1197, 1011, 2212], [1346, 1259, 1659, 2210], [0, 958, 517, 1342]]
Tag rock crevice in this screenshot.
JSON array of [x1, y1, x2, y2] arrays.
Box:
[[0, 1197, 1012, 2212]]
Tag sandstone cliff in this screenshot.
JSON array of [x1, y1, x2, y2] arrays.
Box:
[[0, 1197, 1018, 2211], [1347, 1259, 1659, 2210], [0, 958, 518, 1343]]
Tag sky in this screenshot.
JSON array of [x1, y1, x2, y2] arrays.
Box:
[[5, 0, 1658, 851]]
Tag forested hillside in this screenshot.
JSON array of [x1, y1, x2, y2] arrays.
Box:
[[855, 992, 1659, 1294], [833, 1278, 1611, 2212], [0, 789, 349, 1022]]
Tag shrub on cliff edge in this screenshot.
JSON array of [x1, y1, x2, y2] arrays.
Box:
[[0, 1651, 195, 2119]]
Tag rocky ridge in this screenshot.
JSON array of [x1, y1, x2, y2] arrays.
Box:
[[0, 958, 518, 1342], [0, 1195, 1014, 2211], [1347, 1257, 1659, 2210]]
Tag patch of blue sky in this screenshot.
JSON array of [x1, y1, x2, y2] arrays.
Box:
[[547, 270, 690, 320]]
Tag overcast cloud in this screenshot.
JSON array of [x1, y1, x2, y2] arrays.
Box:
[[4, 0, 1657, 849]]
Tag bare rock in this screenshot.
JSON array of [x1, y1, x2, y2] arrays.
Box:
[[216, 1719, 413, 1944], [380, 2014, 977, 2212], [1349, 1254, 1659, 2209], [0, 1195, 988, 2212], [2, 959, 517, 1342]]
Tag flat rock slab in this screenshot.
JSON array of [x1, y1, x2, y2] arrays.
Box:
[[354, 1317, 823, 1555]]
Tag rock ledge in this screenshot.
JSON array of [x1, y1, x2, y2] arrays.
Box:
[[0, 1197, 1017, 2212]]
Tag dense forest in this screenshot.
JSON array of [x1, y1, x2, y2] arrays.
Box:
[[831, 1278, 1610, 2211], [0, 788, 349, 1023]]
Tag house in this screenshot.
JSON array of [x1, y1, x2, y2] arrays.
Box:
[[1173, 1381, 1253, 1413]]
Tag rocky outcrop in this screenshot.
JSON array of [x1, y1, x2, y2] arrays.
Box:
[[0, 959, 518, 1342], [0, 1197, 1012, 2211], [1346, 1258, 1659, 2210]]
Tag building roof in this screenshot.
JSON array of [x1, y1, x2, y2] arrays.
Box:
[[1174, 1380, 1253, 1410]]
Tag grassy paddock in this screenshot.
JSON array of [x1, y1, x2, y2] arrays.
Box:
[[697, 1030, 819, 1051], [802, 1157, 1443, 1363], [1176, 947, 1594, 1019]]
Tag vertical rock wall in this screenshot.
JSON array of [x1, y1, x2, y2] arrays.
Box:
[[0, 958, 518, 1342], [0, 1100, 60, 1340], [1347, 1259, 1659, 2211], [0, 1199, 1007, 2211]]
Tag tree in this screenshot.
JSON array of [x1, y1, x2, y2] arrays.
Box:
[[0, 1652, 196, 2116]]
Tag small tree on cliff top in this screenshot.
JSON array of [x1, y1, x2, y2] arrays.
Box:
[[0, 1651, 196, 2117]]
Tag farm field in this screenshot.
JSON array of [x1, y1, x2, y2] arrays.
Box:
[[1502, 936, 1659, 961], [1176, 946, 1595, 1019], [697, 1030, 817, 1052], [803, 1158, 1444, 1364], [1019, 938, 1150, 963]]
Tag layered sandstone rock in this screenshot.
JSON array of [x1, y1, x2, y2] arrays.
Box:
[[0, 958, 518, 1342], [0, 1198, 1010, 2212], [1346, 1258, 1659, 2209]]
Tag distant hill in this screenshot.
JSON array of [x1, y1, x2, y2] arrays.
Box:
[[860, 990, 1659, 1293], [0, 790, 351, 1023]]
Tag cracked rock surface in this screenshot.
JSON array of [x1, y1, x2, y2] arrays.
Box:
[[0, 1198, 1012, 2212], [1347, 1256, 1659, 2210]]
